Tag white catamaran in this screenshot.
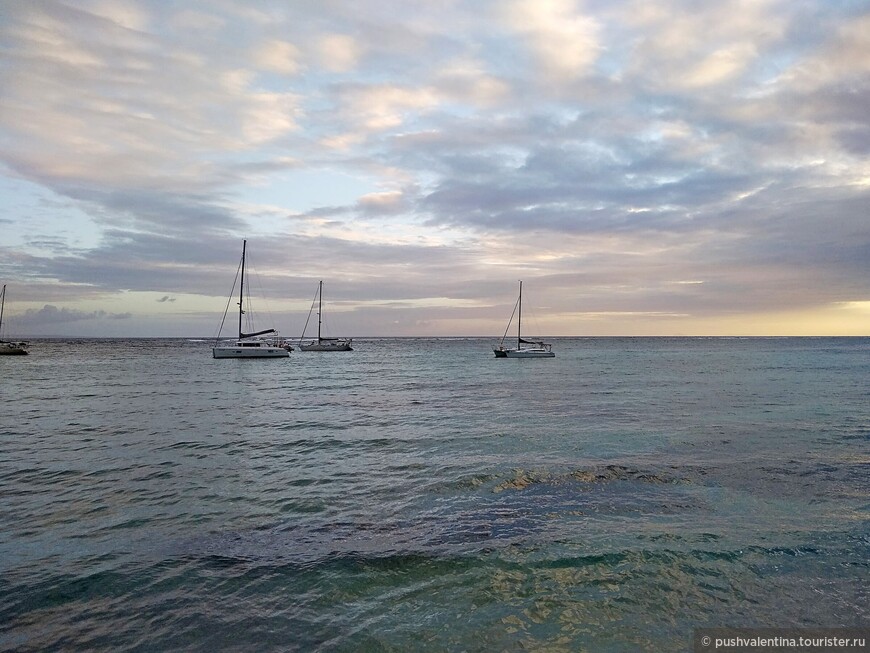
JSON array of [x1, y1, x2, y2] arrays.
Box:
[[212, 240, 289, 359], [493, 281, 555, 358], [298, 280, 353, 351], [0, 285, 28, 356]]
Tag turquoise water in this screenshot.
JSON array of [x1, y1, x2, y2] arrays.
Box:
[[1, 337, 868, 651]]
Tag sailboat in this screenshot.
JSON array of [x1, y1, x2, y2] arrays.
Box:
[[0, 285, 29, 355], [298, 281, 353, 351], [212, 240, 289, 359], [493, 281, 555, 358]]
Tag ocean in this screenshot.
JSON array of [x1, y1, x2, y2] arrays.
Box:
[[1, 337, 868, 651]]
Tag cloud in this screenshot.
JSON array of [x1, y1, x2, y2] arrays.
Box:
[[682, 44, 758, 88], [0, 0, 868, 335], [356, 190, 408, 216], [315, 34, 362, 73], [168, 9, 226, 32], [21, 304, 133, 325], [0, 2, 301, 204], [433, 58, 511, 107], [336, 84, 442, 132], [501, 0, 601, 78], [252, 39, 303, 75], [82, 0, 151, 32]]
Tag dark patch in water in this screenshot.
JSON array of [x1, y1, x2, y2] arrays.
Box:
[[493, 464, 692, 493], [174, 467, 701, 568]]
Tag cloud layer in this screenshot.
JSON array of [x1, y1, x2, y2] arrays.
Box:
[[1, 0, 868, 335]]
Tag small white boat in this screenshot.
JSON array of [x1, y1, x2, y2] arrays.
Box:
[[299, 337, 352, 352], [212, 241, 289, 359], [0, 285, 28, 356], [493, 281, 555, 358], [298, 281, 353, 352]]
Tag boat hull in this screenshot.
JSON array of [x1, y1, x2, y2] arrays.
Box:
[[493, 347, 555, 358], [298, 338, 353, 351], [213, 345, 289, 358], [0, 344, 28, 355], [299, 343, 353, 351]]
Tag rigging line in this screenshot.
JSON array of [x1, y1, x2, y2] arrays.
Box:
[[319, 285, 337, 338], [526, 301, 546, 339], [244, 252, 256, 334], [499, 295, 520, 345], [214, 254, 243, 342], [244, 286, 255, 334], [299, 284, 319, 340], [0, 285, 6, 338], [247, 256, 280, 334], [321, 311, 333, 338], [244, 259, 257, 334]]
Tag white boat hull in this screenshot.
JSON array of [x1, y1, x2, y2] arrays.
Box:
[[494, 347, 555, 358], [213, 343, 289, 358], [298, 340, 353, 352]]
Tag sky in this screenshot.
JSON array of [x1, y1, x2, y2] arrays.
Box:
[[1, 0, 868, 337]]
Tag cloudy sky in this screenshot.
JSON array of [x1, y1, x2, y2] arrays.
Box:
[[1, 0, 868, 337]]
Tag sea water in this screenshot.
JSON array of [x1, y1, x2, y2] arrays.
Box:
[[1, 337, 868, 651]]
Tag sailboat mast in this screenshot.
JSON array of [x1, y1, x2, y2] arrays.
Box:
[[517, 280, 522, 349], [317, 280, 323, 342], [238, 240, 246, 339], [0, 285, 6, 336]]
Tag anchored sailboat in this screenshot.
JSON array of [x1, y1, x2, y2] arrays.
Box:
[[0, 285, 28, 355], [212, 240, 289, 359], [493, 281, 554, 358], [298, 281, 353, 351]]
